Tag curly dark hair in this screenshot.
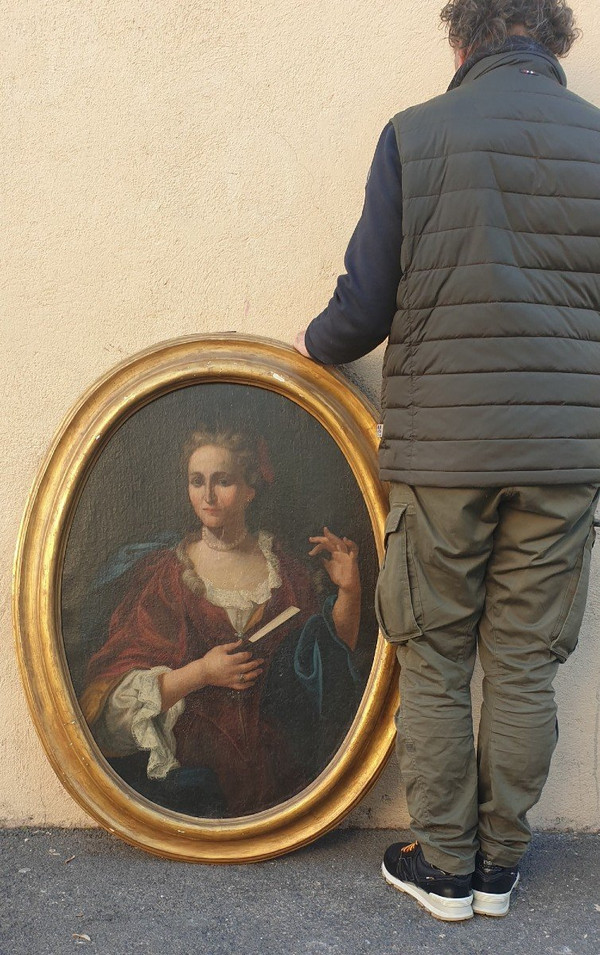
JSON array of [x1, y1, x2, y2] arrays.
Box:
[[440, 0, 581, 56]]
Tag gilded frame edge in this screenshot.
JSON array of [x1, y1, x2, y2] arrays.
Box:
[[13, 334, 398, 862]]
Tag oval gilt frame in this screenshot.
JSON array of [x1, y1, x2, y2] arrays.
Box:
[[14, 334, 397, 862]]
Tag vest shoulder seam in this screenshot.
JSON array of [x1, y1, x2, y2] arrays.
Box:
[[413, 335, 600, 344], [380, 464, 600, 472], [403, 150, 600, 167], [394, 88, 600, 127], [408, 262, 600, 276], [394, 402, 600, 410], [404, 225, 600, 240], [406, 302, 600, 313], [392, 370, 600, 377], [401, 114, 600, 138], [407, 185, 600, 201], [382, 435, 600, 443]]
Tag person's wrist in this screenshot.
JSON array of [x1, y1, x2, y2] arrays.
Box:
[[183, 658, 207, 693], [294, 329, 311, 358]]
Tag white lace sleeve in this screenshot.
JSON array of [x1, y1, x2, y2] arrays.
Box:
[[93, 667, 185, 780]]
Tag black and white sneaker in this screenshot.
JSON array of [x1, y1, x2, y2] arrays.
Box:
[[472, 854, 519, 917], [382, 842, 473, 922]]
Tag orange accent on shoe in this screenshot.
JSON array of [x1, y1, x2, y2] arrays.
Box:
[[401, 842, 419, 854]]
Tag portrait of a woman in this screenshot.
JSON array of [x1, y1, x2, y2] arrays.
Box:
[[79, 425, 364, 818]]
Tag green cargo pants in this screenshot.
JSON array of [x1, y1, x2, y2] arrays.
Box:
[[375, 483, 599, 875]]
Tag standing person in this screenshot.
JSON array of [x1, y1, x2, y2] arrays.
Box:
[[295, 0, 600, 922]]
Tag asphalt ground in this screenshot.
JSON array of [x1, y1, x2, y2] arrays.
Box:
[[1, 828, 599, 955]]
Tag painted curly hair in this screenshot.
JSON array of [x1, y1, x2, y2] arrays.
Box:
[[440, 0, 581, 56], [182, 426, 266, 492]]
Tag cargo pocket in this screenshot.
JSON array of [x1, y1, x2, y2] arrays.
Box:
[[550, 522, 596, 663], [375, 504, 423, 644]]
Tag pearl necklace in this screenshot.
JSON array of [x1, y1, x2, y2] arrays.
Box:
[[202, 527, 248, 552]]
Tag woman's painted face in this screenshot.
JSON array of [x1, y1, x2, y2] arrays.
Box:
[[187, 445, 255, 531]]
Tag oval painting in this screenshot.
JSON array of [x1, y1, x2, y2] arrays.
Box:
[[15, 337, 396, 860]]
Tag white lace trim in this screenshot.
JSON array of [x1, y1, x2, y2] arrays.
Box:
[[96, 667, 184, 780], [202, 530, 281, 606], [178, 530, 282, 633]]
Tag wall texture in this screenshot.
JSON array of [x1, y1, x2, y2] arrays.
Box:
[[2, 0, 599, 830]]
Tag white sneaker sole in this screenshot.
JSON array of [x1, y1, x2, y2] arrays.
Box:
[[382, 861, 474, 922], [472, 872, 520, 917]]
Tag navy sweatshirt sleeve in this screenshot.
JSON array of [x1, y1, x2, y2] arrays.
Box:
[[304, 122, 403, 365]]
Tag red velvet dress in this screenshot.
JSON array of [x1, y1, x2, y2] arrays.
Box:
[[82, 538, 321, 816]]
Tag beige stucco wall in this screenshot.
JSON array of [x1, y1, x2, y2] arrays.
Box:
[[2, 0, 599, 830]]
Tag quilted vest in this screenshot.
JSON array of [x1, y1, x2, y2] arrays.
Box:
[[380, 50, 600, 486]]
